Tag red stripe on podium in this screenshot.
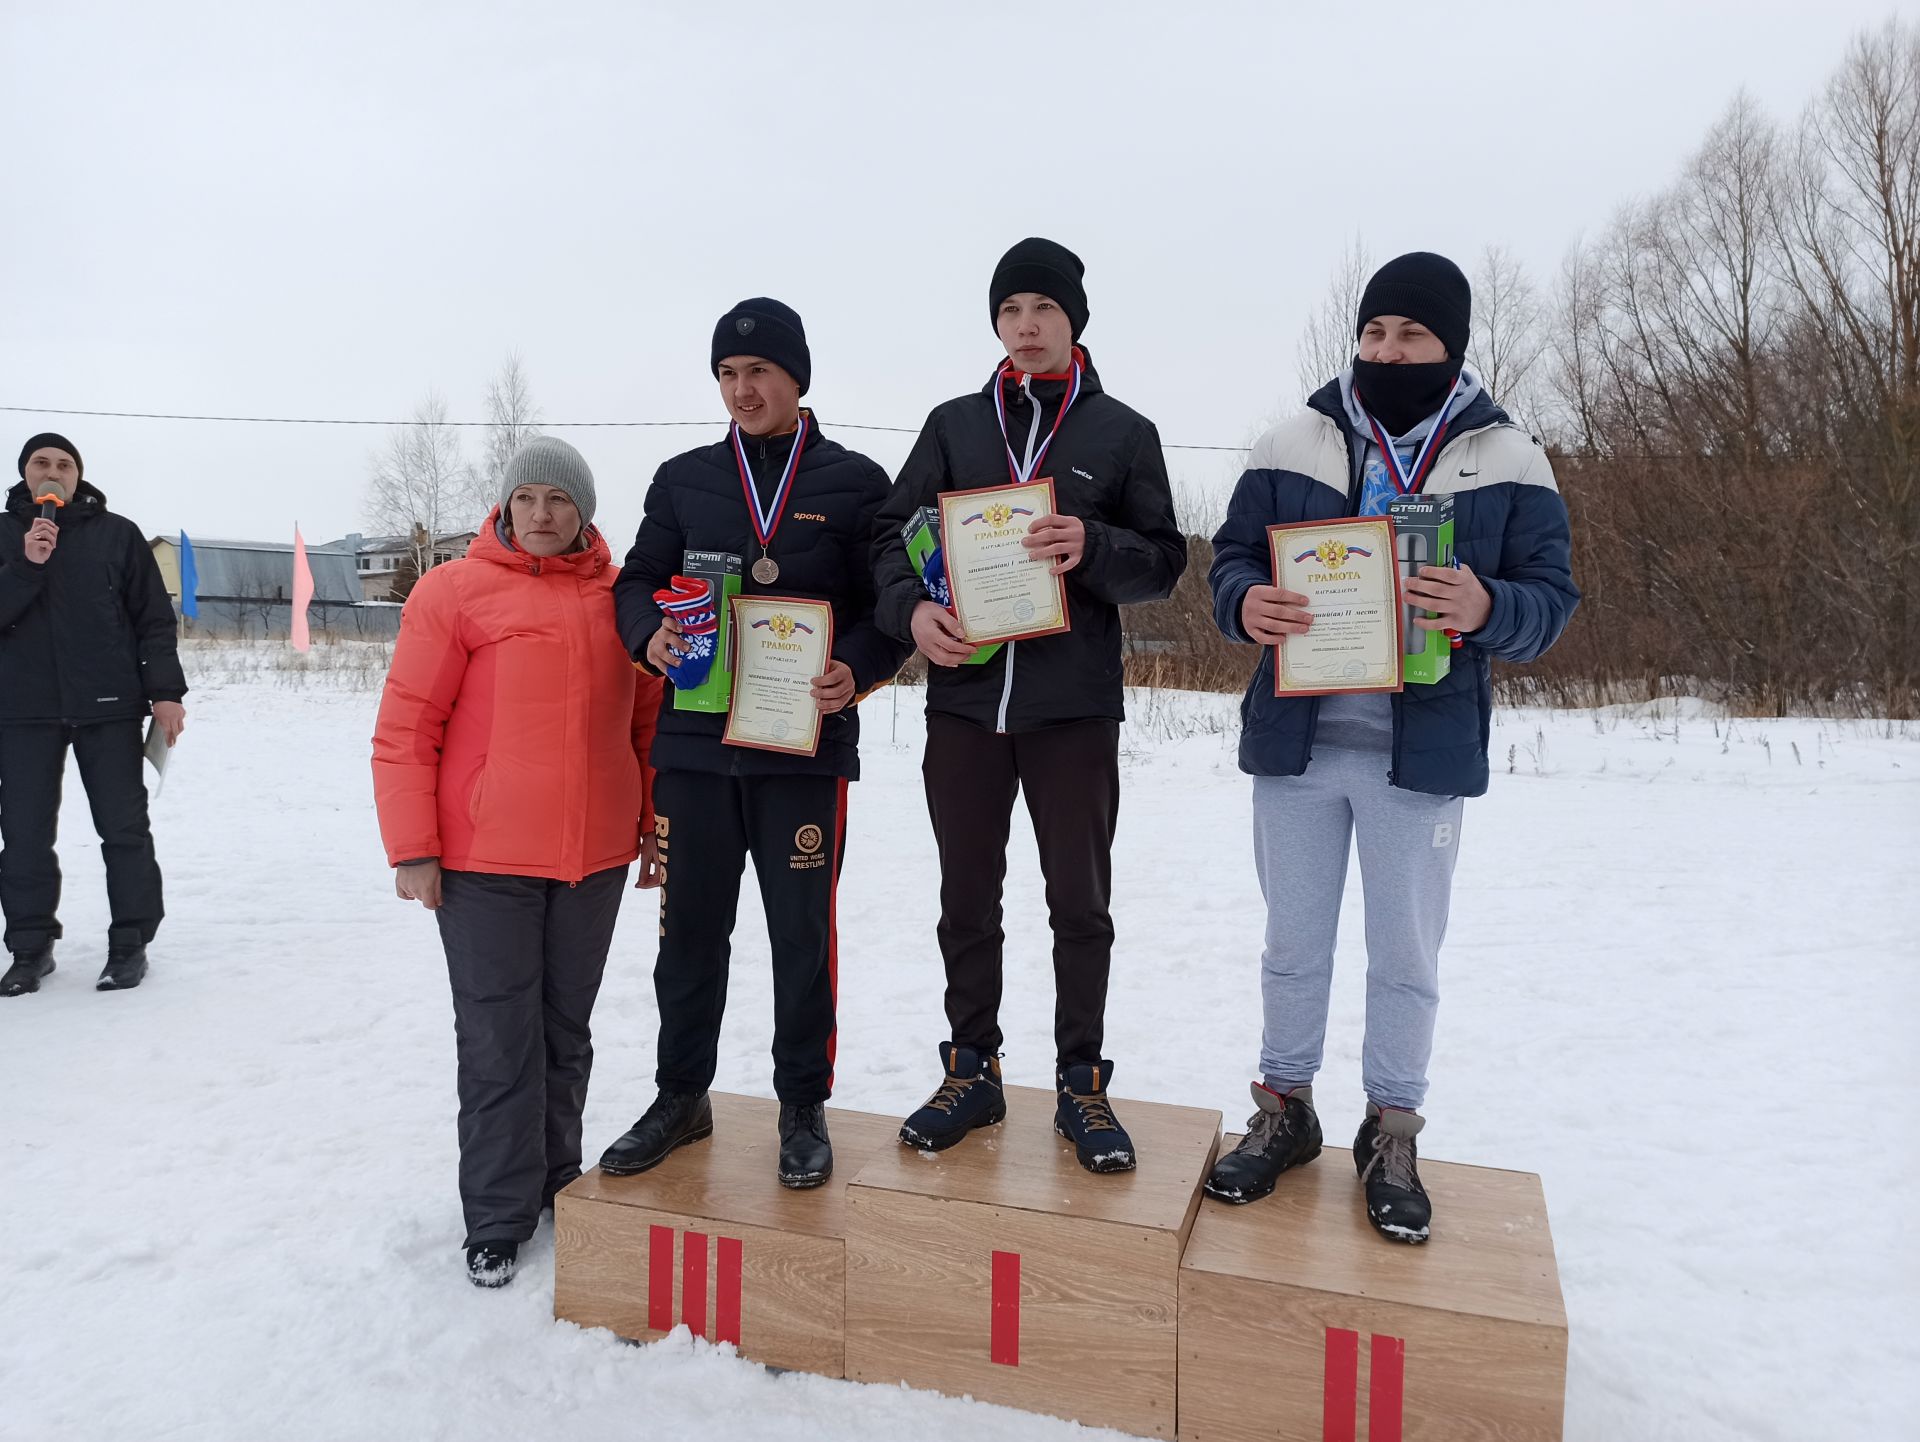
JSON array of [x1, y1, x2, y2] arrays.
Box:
[[990, 1250, 1021, 1366], [683, 1230, 708, 1338], [1369, 1333, 1406, 1442], [1322, 1327, 1359, 1442], [647, 1225, 674, 1333], [716, 1236, 743, 1346]]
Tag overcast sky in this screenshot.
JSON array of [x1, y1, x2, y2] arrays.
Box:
[[3, 0, 1910, 549]]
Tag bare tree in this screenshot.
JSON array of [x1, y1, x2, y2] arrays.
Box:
[[1294, 234, 1372, 402], [481, 352, 544, 501], [364, 392, 478, 582], [1469, 244, 1546, 428]]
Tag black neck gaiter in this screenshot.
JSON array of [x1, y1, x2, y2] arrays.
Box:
[[1351, 356, 1464, 436]]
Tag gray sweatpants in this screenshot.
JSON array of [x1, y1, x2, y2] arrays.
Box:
[[1252, 746, 1464, 1111]]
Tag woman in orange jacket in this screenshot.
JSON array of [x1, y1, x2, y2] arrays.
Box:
[[372, 437, 661, 1290]]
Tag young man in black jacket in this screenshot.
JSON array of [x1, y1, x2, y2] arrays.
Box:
[[0, 434, 187, 996], [871, 239, 1186, 1172], [599, 299, 910, 1187]]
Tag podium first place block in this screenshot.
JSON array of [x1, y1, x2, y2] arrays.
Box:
[[553, 1093, 900, 1378], [845, 1085, 1222, 1440], [1178, 1139, 1568, 1442]]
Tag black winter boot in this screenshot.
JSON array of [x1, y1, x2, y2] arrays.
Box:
[[1054, 1060, 1136, 1173], [466, 1241, 519, 1288], [777, 1103, 833, 1189], [1, 945, 55, 997], [96, 933, 148, 992], [1204, 1082, 1323, 1204], [598, 1091, 713, 1176], [899, 1044, 1005, 1151], [1354, 1103, 1432, 1244]]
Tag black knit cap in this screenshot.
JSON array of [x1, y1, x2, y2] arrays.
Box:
[[17, 432, 82, 482], [711, 297, 811, 396], [989, 237, 1089, 340], [1356, 252, 1472, 359]]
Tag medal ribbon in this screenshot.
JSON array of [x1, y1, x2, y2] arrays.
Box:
[[1354, 373, 1462, 496], [730, 412, 810, 551], [992, 351, 1084, 485]]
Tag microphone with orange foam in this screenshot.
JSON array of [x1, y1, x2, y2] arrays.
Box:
[[35, 479, 69, 525]]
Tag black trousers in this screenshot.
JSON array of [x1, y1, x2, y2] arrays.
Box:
[[652, 769, 847, 1106], [435, 864, 628, 1248], [0, 719, 163, 957], [923, 713, 1120, 1067]]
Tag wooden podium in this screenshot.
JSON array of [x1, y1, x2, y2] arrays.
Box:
[[1178, 1140, 1568, 1442], [553, 1092, 899, 1378], [844, 1085, 1222, 1440]]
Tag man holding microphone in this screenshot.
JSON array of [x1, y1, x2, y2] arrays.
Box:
[[0, 433, 186, 996]]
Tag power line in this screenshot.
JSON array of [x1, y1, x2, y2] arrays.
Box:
[[0, 404, 1252, 453]]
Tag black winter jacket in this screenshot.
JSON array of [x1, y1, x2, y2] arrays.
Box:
[[872, 351, 1186, 732], [613, 415, 910, 781], [0, 481, 187, 725]]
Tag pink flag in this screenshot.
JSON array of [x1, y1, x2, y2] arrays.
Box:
[[290, 526, 315, 652]]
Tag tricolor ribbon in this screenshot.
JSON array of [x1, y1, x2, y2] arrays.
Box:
[[1354, 374, 1462, 497], [730, 413, 810, 553], [992, 351, 1085, 485]]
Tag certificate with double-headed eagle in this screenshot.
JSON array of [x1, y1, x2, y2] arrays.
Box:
[[1267, 516, 1404, 697], [937, 480, 1071, 645], [723, 596, 835, 756]]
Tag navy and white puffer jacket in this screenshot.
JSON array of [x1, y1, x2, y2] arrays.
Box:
[[1208, 379, 1578, 798]]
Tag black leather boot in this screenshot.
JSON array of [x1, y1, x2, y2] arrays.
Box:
[[597, 1091, 713, 1176], [777, 1102, 832, 1189]]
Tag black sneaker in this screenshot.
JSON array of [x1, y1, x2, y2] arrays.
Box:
[[777, 1102, 833, 1189], [1054, 1060, 1136, 1174], [466, 1241, 519, 1288], [96, 935, 148, 991], [1, 945, 55, 997], [598, 1090, 713, 1177], [899, 1044, 1005, 1151], [1204, 1082, 1323, 1204], [1354, 1104, 1432, 1244]]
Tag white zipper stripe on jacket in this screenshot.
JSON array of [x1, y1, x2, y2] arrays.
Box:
[[994, 375, 1047, 734]]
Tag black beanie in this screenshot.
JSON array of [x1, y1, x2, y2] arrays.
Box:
[[17, 432, 82, 482], [989, 237, 1090, 340], [711, 297, 811, 396], [1355, 252, 1472, 359]]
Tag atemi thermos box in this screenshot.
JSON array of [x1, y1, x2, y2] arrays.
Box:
[[901, 506, 1000, 667], [673, 549, 742, 713], [1387, 493, 1454, 686]]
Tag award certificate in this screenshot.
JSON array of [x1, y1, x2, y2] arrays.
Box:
[[937, 480, 1070, 645], [722, 596, 835, 756], [1267, 517, 1404, 697]]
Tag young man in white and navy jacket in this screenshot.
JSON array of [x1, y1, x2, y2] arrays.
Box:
[[1204, 253, 1578, 1242]]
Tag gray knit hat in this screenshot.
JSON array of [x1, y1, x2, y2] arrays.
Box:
[[500, 435, 596, 528]]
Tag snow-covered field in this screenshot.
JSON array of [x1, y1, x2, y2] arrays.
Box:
[[3, 647, 1915, 1442]]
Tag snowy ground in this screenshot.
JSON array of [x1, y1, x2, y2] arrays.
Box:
[[3, 646, 1916, 1442]]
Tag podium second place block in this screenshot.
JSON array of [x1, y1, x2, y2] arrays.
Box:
[[1178, 1140, 1568, 1442], [844, 1084, 1222, 1440]]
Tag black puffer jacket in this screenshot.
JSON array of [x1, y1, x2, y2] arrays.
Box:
[[613, 414, 911, 780], [872, 350, 1186, 731], [0, 481, 187, 725]]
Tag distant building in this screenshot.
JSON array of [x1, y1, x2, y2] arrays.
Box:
[[330, 529, 479, 602], [148, 535, 400, 640]]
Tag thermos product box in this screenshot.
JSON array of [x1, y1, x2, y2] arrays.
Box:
[[1387, 493, 1454, 686], [902, 506, 1001, 667], [673, 549, 743, 713]]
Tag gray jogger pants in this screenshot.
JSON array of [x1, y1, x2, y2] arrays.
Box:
[[436, 864, 628, 1248], [1251, 747, 1464, 1111]]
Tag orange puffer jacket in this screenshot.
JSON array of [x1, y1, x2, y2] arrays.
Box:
[[372, 514, 660, 881]]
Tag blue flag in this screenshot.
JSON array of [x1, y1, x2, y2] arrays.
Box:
[[179, 531, 199, 619]]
